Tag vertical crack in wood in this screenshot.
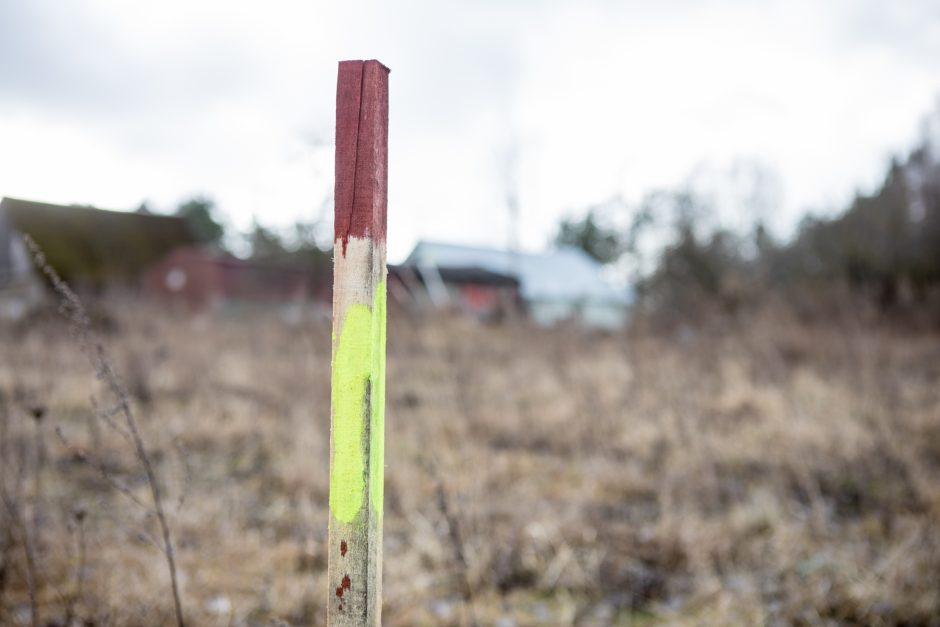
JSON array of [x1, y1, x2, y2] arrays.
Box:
[[342, 68, 367, 256]]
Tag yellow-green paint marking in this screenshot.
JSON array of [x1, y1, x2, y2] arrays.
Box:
[[369, 281, 386, 517], [330, 280, 386, 524]]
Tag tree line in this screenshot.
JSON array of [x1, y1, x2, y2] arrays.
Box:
[[556, 122, 940, 327], [155, 196, 332, 294]]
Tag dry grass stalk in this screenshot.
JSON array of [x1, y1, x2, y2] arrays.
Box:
[[1, 286, 939, 624], [21, 234, 186, 627]]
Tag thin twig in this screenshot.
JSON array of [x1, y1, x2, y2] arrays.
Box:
[[63, 508, 86, 625], [435, 482, 479, 627], [0, 490, 38, 627], [54, 427, 151, 511], [23, 235, 186, 627], [89, 395, 134, 445]]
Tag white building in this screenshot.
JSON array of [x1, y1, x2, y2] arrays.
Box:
[[403, 241, 633, 330], [0, 200, 45, 320]]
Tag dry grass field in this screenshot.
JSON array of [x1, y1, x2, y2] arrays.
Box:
[[1, 301, 939, 626]]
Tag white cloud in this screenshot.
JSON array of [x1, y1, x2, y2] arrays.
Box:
[[1, 0, 938, 261]]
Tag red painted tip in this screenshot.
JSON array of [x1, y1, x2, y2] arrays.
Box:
[[334, 60, 389, 255]]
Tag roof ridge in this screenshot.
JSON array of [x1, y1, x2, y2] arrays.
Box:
[[416, 239, 602, 263], [1, 196, 186, 221]]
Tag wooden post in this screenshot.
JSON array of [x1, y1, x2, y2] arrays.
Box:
[[328, 59, 389, 626]]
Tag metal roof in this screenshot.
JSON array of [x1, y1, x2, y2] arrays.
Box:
[[404, 241, 632, 305]]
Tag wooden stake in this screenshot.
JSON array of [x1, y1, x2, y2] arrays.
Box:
[[328, 59, 389, 626]]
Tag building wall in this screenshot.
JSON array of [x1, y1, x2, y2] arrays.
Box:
[[144, 247, 219, 308], [580, 302, 628, 330], [0, 225, 46, 320], [529, 299, 627, 330], [449, 283, 517, 318], [0, 208, 14, 288], [144, 247, 313, 312]]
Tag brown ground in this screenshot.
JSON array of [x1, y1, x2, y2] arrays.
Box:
[[1, 301, 939, 626]]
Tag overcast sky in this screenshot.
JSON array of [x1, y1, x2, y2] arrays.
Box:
[[1, 0, 939, 261]]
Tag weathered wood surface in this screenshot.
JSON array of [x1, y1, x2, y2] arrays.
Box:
[[328, 59, 389, 626]]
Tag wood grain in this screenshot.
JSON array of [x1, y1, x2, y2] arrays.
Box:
[[328, 59, 389, 627]]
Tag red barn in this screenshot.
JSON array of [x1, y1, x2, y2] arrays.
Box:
[[145, 246, 327, 313], [388, 263, 521, 321]]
